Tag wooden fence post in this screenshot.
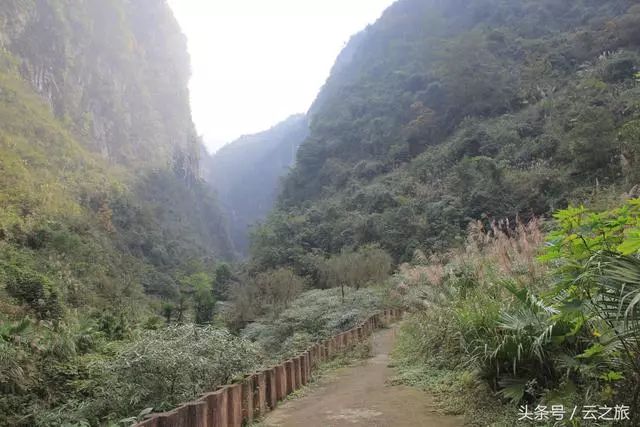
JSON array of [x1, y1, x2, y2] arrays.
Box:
[[201, 388, 227, 427], [185, 401, 207, 427], [300, 353, 308, 385], [275, 364, 287, 401], [293, 356, 302, 389], [310, 344, 318, 368], [227, 384, 242, 427], [254, 371, 267, 418], [241, 375, 254, 424], [285, 360, 295, 395], [265, 367, 278, 410]]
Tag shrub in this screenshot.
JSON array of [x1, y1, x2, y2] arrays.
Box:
[[542, 199, 640, 414], [242, 287, 385, 362], [76, 325, 262, 423], [226, 268, 305, 329], [315, 245, 392, 300], [393, 218, 561, 403], [2, 263, 62, 320], [396, 201, 640, 420]]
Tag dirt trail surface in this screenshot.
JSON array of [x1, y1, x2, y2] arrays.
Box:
[[263, 326, 464, 427]]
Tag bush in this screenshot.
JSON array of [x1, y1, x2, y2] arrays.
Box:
[[74, 325, 262, 424], [395, 200, 640, 422], [226, 268, 305, 329], [392, 218, 561, 407], [2, 263, 62, 321], [315, 245, 393, 300], [242, 287, 386, 362]]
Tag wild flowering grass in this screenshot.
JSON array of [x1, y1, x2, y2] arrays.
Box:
[[392, 218, 548, 308], [391, 218, 551, 424], [395, 204, 640, 424]]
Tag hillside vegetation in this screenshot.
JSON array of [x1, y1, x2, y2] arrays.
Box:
[[392, 199, 640, 424], [241, 0, 640, 423], [251, 0, 640, 275], [0, 1, 234, 425]]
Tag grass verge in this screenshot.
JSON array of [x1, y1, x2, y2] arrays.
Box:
[[390, 318, 517, 426]]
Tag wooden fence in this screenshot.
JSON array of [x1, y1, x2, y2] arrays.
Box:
[[135, 309, 403, 427]]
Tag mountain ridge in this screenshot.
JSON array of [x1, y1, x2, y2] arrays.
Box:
[[206, 114, 309, 255], [251, 0, 640, 275]]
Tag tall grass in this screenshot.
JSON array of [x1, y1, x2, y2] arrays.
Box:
[[393, 218, 577, 423], [395, 202, 640, 424]]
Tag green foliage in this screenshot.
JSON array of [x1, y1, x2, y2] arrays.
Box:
[[541, 199, 640, 412], [36, 325, 261, 426], [213, 262, 233, 300], [394, 199, 640, 423], [544, 200, 640, 264], [2, 262, 62, 320], [98, 326, 259, 419], [0, 1, 234, 425], [242, 287, 386, 362], [314, 245, 393, 302], [178, 272, 216, 324], [227, 268, 306, 329], [251, 0, 640, 276]]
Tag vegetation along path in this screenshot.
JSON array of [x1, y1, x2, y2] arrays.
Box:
[[263, 326, 463, 427]]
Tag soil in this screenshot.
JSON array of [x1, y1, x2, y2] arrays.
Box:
[[262, 325, 464, 427]]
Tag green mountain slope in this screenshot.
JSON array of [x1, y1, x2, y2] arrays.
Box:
[[206, 115, 309, 255], [0, 0, 234, 302], [0, 2, 233, 424], [252, 0, 640, 275]]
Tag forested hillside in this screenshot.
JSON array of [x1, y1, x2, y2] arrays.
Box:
[[251, 0, 640, 275], [0, 1, 234, 425], [206, 115, 309, 255], [244, 1, 640, 424]]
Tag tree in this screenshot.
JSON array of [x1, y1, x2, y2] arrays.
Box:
[[253, 268, 305, 314], [316, 246, 392, 302], [213, 263, 233, 300], [178, 272, 216, 324]]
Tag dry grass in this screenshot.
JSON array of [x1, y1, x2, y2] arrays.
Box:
[[464, 217, 547, 285], [394, 217, 547, 294]]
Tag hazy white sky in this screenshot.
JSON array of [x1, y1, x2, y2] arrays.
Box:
[[167, 0, 396, 153]]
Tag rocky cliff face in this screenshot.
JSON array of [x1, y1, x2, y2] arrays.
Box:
[[0, 0, 198, 173]]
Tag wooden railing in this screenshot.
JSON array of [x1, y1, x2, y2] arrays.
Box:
[[135, 309, 403, 427]]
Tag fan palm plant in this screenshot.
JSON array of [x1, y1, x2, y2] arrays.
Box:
[[585, 252, 640, 412]]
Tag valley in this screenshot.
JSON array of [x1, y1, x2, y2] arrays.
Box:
[[1, 0, 640, 426]]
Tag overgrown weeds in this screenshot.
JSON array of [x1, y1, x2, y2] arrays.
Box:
[[393, 202, 640, 425]]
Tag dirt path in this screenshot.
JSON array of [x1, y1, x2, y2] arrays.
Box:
[[262, 326, 464, 427]]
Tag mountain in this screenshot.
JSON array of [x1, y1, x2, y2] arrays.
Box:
[[0, 0, 234, 295], [251, 0, 640, 276], [0, 0, 198, 169], [0, 2, 233, 424], [206, 115, 309, 255]]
